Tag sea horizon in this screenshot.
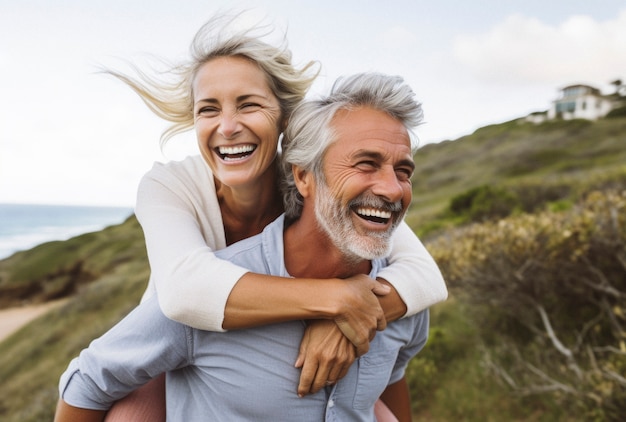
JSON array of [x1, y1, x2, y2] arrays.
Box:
[[0, 203, 134, 260]]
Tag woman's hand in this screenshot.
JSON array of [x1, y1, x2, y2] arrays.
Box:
[[295, 319, 356, 397], [330, 274, 390, 356]]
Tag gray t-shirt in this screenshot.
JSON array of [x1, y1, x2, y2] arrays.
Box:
[[60, 214, 429, 421]]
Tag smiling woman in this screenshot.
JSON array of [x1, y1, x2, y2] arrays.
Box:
[[193, 56, 284, 210]]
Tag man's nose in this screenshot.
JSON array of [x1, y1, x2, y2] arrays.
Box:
[[372, 167, 404, 203], [217, 113, 241, 139]]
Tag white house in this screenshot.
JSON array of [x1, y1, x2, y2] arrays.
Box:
[[547, 84, 615, 121]]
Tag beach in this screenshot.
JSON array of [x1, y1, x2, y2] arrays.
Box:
[[0, 299, 67, 342]]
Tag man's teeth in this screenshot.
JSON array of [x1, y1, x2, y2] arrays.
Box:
[[356, 208, 392, 219], [218, 145, 255, 155]]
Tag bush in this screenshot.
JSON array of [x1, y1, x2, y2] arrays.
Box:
[[448, 185, 520, 222], [429, 190, 626, 420], [606, 105, 626, 119]]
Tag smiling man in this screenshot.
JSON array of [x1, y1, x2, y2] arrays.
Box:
[[55, 72, 429, 422]]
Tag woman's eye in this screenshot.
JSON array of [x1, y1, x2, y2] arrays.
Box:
[[240, 103, 261, 111], [198, 107, 219, 116]]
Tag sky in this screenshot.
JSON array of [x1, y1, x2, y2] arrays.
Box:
[[1, 0, 625, 207]]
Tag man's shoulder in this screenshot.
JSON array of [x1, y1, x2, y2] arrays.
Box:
[[215, 215, 286, 274], [216, 233, 265, 261]]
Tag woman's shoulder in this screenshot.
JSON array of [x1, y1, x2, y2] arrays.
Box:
[[142, 155, 211, 184], [136, 155, 220, 216], [137, 155, 215, 198], [149, 155, 209, 176]]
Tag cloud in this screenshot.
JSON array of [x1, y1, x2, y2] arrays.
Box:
[[378, 26, 419, 49], [453, 10, 626, 87]]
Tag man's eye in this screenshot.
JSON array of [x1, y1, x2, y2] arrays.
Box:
[[356, 161, 377, 170], [396, 168, 414, 181]]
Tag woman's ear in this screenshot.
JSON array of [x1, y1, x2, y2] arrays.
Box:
[[292, 164, 313, 198]]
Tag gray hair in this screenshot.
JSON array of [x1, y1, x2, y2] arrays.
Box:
[[281, 72, 424, 219], [104, 12, 319, 147]]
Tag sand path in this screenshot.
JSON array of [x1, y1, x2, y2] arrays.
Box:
[[0, 299, 67, 342]]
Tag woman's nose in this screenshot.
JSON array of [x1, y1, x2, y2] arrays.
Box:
[[217, 113, 241, 139]]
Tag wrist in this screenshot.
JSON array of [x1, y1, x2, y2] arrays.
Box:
[[299, 278, 345, 320]]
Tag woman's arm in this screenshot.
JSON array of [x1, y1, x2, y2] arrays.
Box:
[[137, 159, 388, 340], [223, 273, 388, 346], [140, 159, 445, 332], [135, 159, 246, 330], [379, 378, 412, 422], [55, 400, 105, 422], [376, 221, 448, 317]]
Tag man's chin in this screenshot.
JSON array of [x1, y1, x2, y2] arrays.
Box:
[[345, 237, 392, 261]]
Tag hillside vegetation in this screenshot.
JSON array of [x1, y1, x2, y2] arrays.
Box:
[[0, 116, 625, 421]]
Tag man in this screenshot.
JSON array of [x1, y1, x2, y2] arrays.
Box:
[[55, 72, 429, 421]]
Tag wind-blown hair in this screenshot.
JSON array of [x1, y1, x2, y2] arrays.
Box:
[[281, 72, 424, 219], [104, 12, 319, 147]]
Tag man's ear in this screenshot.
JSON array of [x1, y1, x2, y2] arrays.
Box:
[[292, 164, 314, 198]]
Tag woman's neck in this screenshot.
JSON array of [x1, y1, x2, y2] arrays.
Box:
[[215, 162, 284, 245]]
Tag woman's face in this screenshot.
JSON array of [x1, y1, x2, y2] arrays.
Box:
[[193, 56, 283, 188]]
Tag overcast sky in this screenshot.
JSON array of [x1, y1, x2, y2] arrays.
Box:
[[1, 0, 625, 207]]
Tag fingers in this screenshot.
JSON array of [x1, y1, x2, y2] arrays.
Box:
[[306, 345, 354, 394], [355, 341, 369, 357], [376, 314, 388, 332], [296, 320, 357, 396], [295, 329, 311, 369], [371, 281, 391, 296], [297, 358, 318, 397]]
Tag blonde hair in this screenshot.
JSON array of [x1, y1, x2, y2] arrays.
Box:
[[105, 12, 319, 147]]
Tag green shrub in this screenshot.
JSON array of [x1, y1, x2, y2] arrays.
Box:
[[605, 105, 626, 118], [429, 190, 626, 419], [448, 185, 520, 222], [512, 182, 571, 213]]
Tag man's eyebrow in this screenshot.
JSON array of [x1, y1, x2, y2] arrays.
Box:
[[399, 157, 416, 171], [352, 150, 384, 161]]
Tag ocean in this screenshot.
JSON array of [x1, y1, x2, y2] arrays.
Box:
[[0, 203, 134, 260]]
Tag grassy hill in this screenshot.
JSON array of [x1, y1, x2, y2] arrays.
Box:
[[0, 216, 149, 420], [0, 116, 625, 421], [407, 117, 626, 235]]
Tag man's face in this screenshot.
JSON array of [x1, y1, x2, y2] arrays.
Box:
[[313, 106, 414, 261]]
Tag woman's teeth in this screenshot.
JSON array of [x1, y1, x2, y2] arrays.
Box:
[[218, 145, 256, 161]]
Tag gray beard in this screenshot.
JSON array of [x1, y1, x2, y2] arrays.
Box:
[[313, 179, 402, 263]]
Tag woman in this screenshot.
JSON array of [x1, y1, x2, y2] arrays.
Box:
[[104, 12, 446, 421]]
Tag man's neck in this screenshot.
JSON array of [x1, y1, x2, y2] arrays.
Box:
[[283, 209, 371, 279]]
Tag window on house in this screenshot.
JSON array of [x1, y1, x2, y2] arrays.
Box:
[[556, 101, 576, 113]]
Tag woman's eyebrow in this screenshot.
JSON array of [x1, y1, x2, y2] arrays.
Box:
[[195, 93, 268, 105]]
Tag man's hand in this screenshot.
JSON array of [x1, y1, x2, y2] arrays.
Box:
[[331, 274, 389, 355], [294, 319, 356, 396]]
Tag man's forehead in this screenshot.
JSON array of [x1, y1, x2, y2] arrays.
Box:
[[330, 107, 411, 149]]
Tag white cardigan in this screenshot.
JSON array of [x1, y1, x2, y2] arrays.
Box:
[[136, 155, 447, 331]]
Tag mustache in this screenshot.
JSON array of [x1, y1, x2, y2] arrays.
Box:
[[349, 194, 403, 213]]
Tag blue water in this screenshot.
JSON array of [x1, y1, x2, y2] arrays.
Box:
[[0, 203, 134, 259]]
